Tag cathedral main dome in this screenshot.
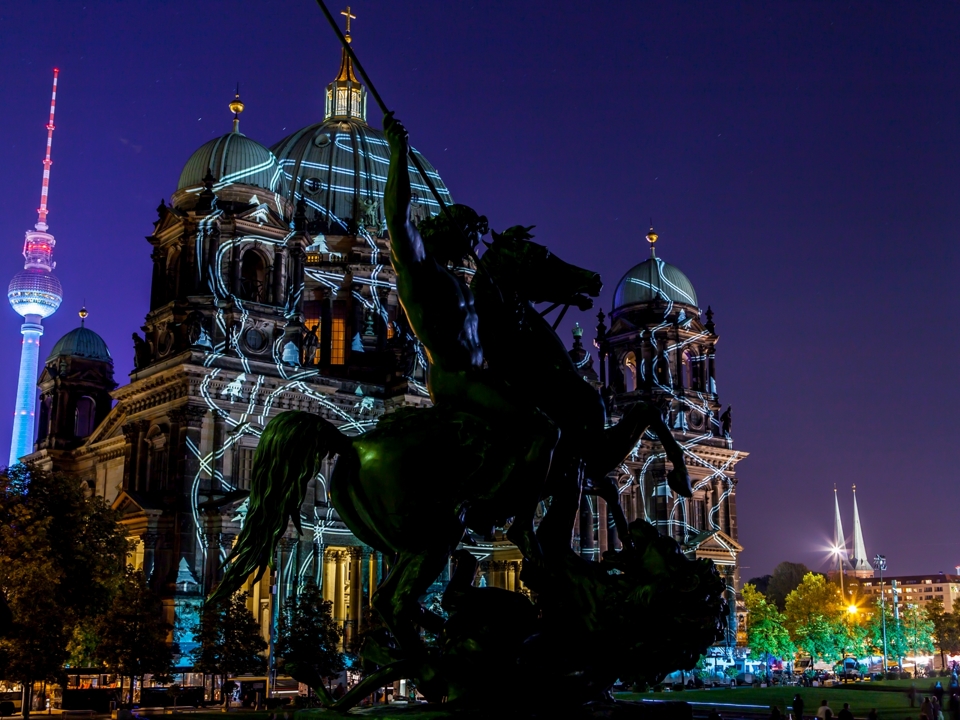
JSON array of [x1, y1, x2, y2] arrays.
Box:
[[178, 131, 285, 194], [271, 45, 452, 233]]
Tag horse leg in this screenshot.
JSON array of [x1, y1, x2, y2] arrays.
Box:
[[503, 414, 559, 563], [535, 447, 583, 557], [372, 548, 450, 652], [586, 401, 692, 497], [582, 475, 633, 551]]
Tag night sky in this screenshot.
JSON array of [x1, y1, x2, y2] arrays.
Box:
[[1, 1, 957, 579]]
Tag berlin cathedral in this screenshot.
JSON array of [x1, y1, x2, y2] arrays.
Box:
[[23, 37, 746, 664]]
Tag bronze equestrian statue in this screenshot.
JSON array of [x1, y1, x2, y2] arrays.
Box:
[[213, 114, 726, 713]]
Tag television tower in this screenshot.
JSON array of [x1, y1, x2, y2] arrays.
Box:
[[7, 70, 64, 465]]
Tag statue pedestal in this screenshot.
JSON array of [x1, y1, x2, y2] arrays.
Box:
[[297, 700, 692, 719]]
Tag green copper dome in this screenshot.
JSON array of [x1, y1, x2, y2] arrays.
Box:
[[613, 256, 698, 309], [178, 131, 286, 194], [271, 118, 452, 234], [47, 326, 112, 363]]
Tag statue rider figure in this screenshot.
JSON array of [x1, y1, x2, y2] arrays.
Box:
[[383, 113, 557, 561]]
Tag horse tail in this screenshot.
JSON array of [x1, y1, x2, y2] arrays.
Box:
[[211, 411, 352, 604]]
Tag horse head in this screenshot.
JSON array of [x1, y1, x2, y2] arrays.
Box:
[[480, 225, 603, 309]]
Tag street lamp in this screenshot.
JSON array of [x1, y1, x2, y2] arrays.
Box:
[[874, 554, 888, 677]]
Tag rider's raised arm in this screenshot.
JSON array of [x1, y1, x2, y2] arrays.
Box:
[[383, 113, 426, 272]]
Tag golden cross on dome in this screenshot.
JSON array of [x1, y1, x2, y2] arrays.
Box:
[[341, 6, 356, 39]]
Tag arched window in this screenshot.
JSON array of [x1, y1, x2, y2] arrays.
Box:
[[239, 250, 267, 302], [623, 352, 637, 393], [681, 351, 693, 389], [37, 398, 50, 441], [74, 396, 96, 438]]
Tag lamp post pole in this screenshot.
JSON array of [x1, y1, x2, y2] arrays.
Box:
[[875, 554, 888, 676]]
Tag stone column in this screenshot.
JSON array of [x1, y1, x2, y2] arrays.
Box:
[[322, 548, 336, 604], [347, 548, 362, 649], [278, 537, 298, 604], [200, 510, 222, 594], [334, 551, 345, 625], [142, 532, 160, 586], [597, 497, 608, 555], [579, 495, 595, 560], [368, 550, 378, 603], [273, 247, 287, 306]]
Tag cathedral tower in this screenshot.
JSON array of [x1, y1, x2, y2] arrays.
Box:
[[592, 227, 747, 637], [8, 70, 64, 465]]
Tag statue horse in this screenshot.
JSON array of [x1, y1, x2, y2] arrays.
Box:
[[471, 227, 693, 554], [211, 403, 555, 652]]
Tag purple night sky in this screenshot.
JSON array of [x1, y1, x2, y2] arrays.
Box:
[[0, 1, 957, 578]]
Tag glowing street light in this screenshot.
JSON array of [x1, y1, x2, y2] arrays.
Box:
[[874, 554, 889, 675], [847, 605, 858, 615]]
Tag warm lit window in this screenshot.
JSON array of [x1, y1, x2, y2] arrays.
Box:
[[303, 301, 322, 365], [331, 305, 346, 365]]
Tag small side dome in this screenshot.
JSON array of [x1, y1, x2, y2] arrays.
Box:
[[47, 326, 112, 363], [178, 132, 286, 194], [613, 257, 698, 309]]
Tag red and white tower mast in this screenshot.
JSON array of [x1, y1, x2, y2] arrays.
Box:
[[7, 70, 64, 464]]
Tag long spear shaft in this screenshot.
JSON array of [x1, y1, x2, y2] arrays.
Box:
[[314, 0, 500, 295], [314, 0, 449, 215]]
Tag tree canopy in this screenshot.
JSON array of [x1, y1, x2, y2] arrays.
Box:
[[192, 593, 266, 700], [783, 572, 847, 663], [276, 580, 344, 697], [0, 465, 128, 687], [97, 568, 174, 704], [742, 584, 794, 661], [767, 562, 813, 611]]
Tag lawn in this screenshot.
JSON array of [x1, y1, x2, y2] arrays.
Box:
[[616, 684, 945, 719]]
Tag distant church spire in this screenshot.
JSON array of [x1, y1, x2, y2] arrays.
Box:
[[325, 6, 367, 122], [833, 485, 848, 568], [851, 484, 870, 573]]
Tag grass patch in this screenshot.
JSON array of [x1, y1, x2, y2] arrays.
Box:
[[616, 685, 945, 719]]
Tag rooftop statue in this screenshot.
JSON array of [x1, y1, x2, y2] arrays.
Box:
[[213, 109, 727, 714]]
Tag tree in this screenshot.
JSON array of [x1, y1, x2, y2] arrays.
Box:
[[783, 572, 847, 664], [746, 575, 772, 596], [0, 466, 128, 716], [191, 593, 266, 704], [96, 568, 174, 706], [276, 581, 344, 701], [767, 562, 813, 611], [901, 603, 935, 660], [926, 597, 960, 667], [742, 584, 794, 668]]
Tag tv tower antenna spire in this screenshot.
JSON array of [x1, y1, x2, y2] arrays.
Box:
[[36, 69, 59, 231], [7, 69, 64, 465]]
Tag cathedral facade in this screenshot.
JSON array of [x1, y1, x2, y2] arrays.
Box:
[[25, 46, 745, 664]]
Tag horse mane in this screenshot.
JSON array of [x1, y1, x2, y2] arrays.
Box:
[[211, 411, 351, 604]]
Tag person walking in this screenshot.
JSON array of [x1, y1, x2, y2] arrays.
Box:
[[922, 697, 934, 720], [793, 694, 805, 719], [816, 699, 833, 719], [838, 703, 854, 720], [949, 692, 960, 720]]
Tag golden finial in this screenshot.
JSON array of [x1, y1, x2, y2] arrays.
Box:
[[79, 306, 88, 326], [341, 6, 356, 42], [645, 222, 658, 257], [229, 83, 244, 132]]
